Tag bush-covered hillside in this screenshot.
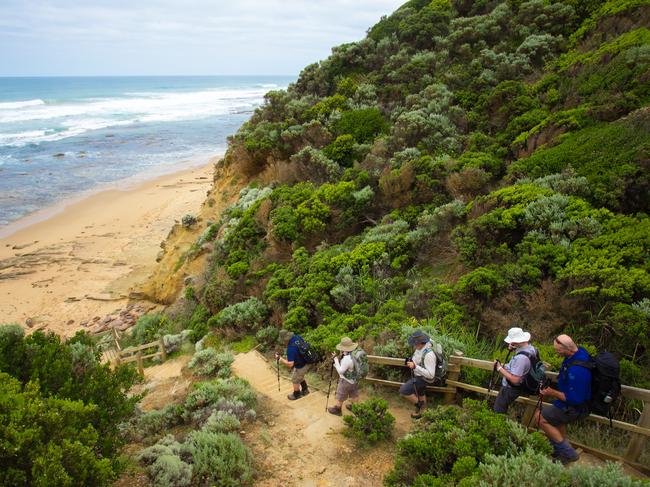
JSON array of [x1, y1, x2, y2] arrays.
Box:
[[183, 0, 650, 388]]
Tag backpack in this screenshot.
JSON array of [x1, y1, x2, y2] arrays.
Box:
[[293, 336, 320, 364], [421, 344, 447, 383], [344, 349, 369, 384], [510, 349, 547, 395], [573, 351, 621, 423]]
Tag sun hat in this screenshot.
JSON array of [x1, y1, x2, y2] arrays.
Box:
[[278, 329, 294, 343], [407, 330, 430, 347], [504, 327, 531, 344], [335, 336, 358, 352]]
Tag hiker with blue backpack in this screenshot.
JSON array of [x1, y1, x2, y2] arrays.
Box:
[[493, 327, 545, 414], [327, 336, 368, 416], [276, 329, 318, 401], [400, 330, 444, 419], [535, 334, 591, 465]]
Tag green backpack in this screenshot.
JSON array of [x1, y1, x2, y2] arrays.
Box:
[[344, 349, 369, 384]]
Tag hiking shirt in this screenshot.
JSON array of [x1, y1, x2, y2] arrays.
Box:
[[555, 346, 592, 410], [412, 342, 437, 382], [502, 344, 536, 387], [287, 335, 307, 369], [334, 353, 354, 384]]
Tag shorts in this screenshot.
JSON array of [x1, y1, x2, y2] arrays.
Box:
[[399, 376, 427, 396], [291, 364, 311, 384], [335, 378, 360, 402], [541, 404, 589, 426], [493, 385, 527, 414]]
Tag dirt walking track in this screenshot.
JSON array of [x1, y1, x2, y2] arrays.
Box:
[[232, 350, 412, 486]]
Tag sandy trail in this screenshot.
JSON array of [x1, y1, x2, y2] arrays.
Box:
[[232, 350, 413, 486]]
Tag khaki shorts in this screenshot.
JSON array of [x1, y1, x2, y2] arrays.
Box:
[[291, 364, 311, 384], [335, 378, 360, 402]]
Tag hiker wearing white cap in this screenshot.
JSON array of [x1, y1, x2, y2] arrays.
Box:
[[327, 336, 365, 416], [493, 326, 540, 414]]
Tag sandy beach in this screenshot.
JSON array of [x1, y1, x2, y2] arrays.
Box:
[[0, 159, 218, 337]]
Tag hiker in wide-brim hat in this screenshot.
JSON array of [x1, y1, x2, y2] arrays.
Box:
[[328, 336, 363, 416], [401, 330, 437, 419], [493, 326, 539, 415], [335, 337, 358, 352]]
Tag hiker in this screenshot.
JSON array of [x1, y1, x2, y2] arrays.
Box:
[[275, 329, 311, 401], [534, 334, 592, 464], [400, 330, 437, 419], [493, 327, 540, 414], [327, 336, 364, 416]]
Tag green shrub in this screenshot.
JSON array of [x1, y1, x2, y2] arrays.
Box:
[[187, 431, 254, 487], [333, 107, 388, 142], [131, 314, 172, 344], [207, 297, 268, 332], [0, 373, 113, 486], [148, 454, 192, 487], [384, 399, 551, 486], [188, 348, 234, 378], [343, 398, 395, 444], [475, 447, 646, 486], [134, 404, 184, 439], [255, 326, 279, 350], [187, 303, 211, 342], [202, 410, 241, 434]]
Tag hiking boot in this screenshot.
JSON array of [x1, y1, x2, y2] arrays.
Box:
[[287, 391, 302, 401], [411, 401, 425, 419], [558, 451, 579, 465], [328, 406, 342, 416], [301, 387, 310, 396]]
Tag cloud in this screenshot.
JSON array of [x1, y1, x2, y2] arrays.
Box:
[[0, 0, 404, 75]]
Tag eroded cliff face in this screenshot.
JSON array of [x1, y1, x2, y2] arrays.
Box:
[[136, 152, 296, 305], [136, 159, 242, 304]]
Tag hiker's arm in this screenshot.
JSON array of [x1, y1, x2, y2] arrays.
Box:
[[333, 355, 351, 376], [496, 362, 523, 385], [276, 351, 295, 368], [415, 351, 436, 380], [540, 386, 566, 402]]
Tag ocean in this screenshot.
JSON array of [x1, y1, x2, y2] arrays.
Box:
[[0, 75, 294, 228]]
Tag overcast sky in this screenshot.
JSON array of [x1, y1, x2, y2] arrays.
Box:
[[0, 0, 405, 76]]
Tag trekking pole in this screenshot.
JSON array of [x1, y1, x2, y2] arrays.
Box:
[[325, 360, 335, 412], [276, 353, 281, 392], [487, 348, 512, 402], [411, 367, 420, 405]]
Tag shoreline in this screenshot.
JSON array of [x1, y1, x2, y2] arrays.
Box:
[[0, 155, 220, 336], [0, 154, 218, 239]]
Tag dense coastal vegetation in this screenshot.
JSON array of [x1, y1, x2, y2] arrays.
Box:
[[196, 0, 650, 384], [1, 0, 649, 485]]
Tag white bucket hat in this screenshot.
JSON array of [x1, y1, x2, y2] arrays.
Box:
[[504, 327, 531, 344]]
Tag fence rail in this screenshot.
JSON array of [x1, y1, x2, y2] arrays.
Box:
[[365, 352, 650, 474], [116, 337, 166, 375]]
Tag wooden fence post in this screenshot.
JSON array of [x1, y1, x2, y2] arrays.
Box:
[[521, 403, 538, 428], [159, 337, 167, 362], [444, 351, 463, 404], [625, 401, 650, 462], [136, 351, 144, 376]]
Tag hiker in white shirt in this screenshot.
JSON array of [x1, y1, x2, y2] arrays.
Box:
[[400, 330, 437, 419], [327, 337, 361, 416]]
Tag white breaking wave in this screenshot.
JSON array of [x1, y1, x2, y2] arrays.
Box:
[[0, 85, 286, 147], [0, 99, 46, 110]]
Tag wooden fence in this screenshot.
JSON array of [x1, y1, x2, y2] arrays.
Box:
[[94, 328, 166, 374], [117, 338, 167, 375], [365, 352, 650, 474]]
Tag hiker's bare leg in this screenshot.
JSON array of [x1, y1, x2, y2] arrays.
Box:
[[538, 414, 563, 442], [404, 393, 419, 405], [293, 383, 300, 393]]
